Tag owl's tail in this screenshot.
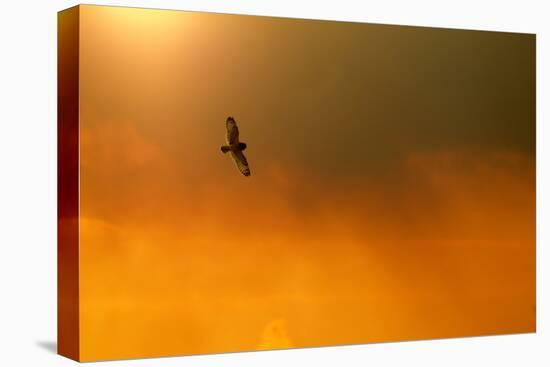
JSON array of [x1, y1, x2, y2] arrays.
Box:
[[220, 145, 231, 154]]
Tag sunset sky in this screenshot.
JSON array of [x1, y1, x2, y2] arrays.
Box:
[[76, 5, 535, 361]]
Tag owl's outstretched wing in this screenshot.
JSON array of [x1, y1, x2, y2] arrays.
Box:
[[231, 150, 251, 176], [226, 117, 239, 145]]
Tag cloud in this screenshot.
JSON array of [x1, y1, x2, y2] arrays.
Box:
[[78, 146, 534, 358]]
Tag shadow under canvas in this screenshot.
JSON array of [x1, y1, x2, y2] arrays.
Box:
[[36, 340, 57, 354]]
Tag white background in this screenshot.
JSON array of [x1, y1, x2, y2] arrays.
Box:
[[0, 0, 548, 365]]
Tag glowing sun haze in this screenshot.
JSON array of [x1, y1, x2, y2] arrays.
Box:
[[74, 4, 535, 361]]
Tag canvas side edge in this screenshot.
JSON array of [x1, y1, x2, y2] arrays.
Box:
[[57, 5, 81, 362]]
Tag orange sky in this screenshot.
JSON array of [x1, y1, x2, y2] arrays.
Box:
[[76, 5, 535, 361]]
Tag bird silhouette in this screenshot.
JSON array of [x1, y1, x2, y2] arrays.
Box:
[[220, 116, 251, 176]]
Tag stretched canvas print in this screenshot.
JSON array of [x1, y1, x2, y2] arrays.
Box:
[[58, 4, 536, 362]]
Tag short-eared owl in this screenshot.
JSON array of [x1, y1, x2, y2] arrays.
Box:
[[220, 116, 251, 176]]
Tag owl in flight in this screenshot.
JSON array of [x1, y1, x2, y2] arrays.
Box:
[[220, 116, 251, 176]]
